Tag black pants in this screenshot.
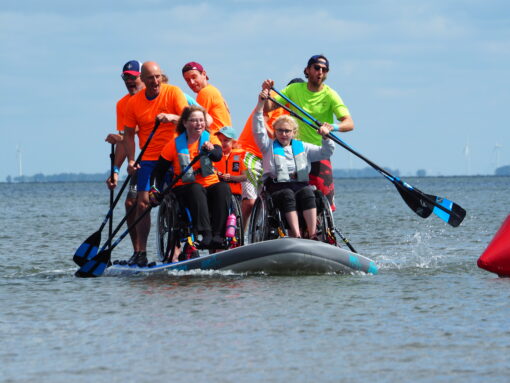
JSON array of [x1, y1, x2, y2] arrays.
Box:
[[267, 182, 316, 214], [173, 182, 231, 236]]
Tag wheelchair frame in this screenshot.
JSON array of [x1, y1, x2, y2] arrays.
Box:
[[156, 191, 244, 262], [247, 188, 337, 245]]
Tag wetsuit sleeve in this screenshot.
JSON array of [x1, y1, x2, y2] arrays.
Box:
[[208, 144, 223, 162]]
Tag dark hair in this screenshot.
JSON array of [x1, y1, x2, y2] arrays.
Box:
[[287, 77, 305, 86], [176, 105, 209, 134]]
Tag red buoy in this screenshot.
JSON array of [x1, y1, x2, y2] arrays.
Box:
[[478, 214, 510, 277]]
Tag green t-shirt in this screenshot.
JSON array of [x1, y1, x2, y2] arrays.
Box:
[[274, 82, 350, 145]]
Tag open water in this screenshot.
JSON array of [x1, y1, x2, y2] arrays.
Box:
[[1, 176, 509, 383]]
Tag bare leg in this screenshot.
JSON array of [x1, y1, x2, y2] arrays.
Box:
[[302, 208, 317, 238], [285, 211, 301, 238], [135, 191, 151, 252], [125, 197, 138, 251], [241, 198, 255, 230]]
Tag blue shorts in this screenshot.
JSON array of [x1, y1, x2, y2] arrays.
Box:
[[137, 161, 158, 192], [137, 161, 172, 192]]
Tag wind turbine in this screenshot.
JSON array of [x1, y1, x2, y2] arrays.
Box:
[[464, 139, 471, 175], [494, 143, 503, 170], [16, 145, 23, 177]]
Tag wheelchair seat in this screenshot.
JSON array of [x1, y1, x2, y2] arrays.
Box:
[[247, 187, 337, 245], [156, 192, 243, 262]]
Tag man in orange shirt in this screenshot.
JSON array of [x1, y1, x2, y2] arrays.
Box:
[[123, 61, 188, 266], [105, 60, 144, 259], [181, 61, 232, 134]]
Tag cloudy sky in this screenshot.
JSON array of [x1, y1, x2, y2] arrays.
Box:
[[1, 0, 509, 180]]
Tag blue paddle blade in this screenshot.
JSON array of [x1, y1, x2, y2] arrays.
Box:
[[75, 249, 111, 278], [73, 231, 101, 266], [430, 195, 466, 227]]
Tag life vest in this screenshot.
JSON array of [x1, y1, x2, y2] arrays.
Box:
[[176, 131, 214, 183], [272, 139, 308, 182]]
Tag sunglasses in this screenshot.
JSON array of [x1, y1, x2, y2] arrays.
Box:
[[275, 129, 294, 134], [313, 64, 329, 72], [121, 73, 139, 81]]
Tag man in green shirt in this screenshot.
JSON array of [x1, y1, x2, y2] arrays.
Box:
[[262, 54, 354, 210]]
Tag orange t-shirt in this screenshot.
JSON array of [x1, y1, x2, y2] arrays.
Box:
[[160, 132, 221, 188], [124, 84, 188, 160], [116, 93, 131, 132], [238, 107, 285, 158], [214, 148, 246, 195], [196, 84, 232, 134]]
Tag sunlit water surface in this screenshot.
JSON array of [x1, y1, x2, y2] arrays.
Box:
[[1, 177, 509, 382]]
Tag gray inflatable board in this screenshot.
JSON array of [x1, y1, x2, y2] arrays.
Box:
[[105, 238, 378, 276]]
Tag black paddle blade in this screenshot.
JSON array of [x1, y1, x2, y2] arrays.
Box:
[[426, 194, 466, 227], [73, 231, 101, 266], [75, 249, 111, 278], [394, 183, 434, 219]]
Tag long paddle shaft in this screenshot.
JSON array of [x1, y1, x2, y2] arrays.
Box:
[[108, 144, 114, 245], [268, 90, 466, 227], [76, 152, 207, 277], [73, 120, 161, 265]]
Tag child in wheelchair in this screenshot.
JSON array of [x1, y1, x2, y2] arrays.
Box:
[[253, 89, 335, 239]]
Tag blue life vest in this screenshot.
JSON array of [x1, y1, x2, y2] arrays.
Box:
[[176, 131, 214, 183], [272, 139, 308, 182]]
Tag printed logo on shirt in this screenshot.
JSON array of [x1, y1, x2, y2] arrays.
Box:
[[232, 162, 240, 172]]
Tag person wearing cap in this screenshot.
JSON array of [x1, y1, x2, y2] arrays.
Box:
[[182, 61, 232, 134], [214, 126, 247, 200], [104, 60, 145, 261], [262, 55, 354, 211], [122, 61, 189, 266], [253, 89, 335, 239]]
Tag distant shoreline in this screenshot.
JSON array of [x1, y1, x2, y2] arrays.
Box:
[[2, 172, 507, 184]]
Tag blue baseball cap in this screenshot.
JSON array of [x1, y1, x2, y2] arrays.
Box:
[[122, 60, 142, 76], [215, 126, 238, 140]]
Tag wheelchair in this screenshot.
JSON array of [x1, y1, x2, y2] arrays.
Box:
[[156, 191, 243, 263], [247, 186, 337, 245]]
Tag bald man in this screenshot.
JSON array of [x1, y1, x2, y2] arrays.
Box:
[[123, 61, 188, 266]]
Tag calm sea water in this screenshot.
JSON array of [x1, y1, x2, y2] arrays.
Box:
[[1, 177, 509, 383]]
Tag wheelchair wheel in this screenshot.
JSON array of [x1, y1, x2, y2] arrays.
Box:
[[248, 194, 286, 243], [156, 194, 180, 262], [315, 191, 337, 245]]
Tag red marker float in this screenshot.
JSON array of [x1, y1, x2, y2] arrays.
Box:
[[478, 215, 510, 277]]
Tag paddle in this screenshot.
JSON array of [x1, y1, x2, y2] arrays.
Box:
[[75, 151, 208, 278], [108, 144, 114, 246], [335, 228, 357, 253], [268, 89, 466, 227], [73, 119, 161, 266]]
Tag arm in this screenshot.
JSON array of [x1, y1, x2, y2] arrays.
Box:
[[123, 126, 138, 175], [306, 127, 335, 163], [332, 115, 354, 133], [252, 89, 272, 153], [261, 79, 279, 113]]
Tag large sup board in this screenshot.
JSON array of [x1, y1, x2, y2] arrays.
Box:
[[105, 238, 378, 276]]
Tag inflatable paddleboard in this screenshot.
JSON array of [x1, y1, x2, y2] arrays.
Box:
[[105, 237, 378, 276], [478, 214, 510, 277]]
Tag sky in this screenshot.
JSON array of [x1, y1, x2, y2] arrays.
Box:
[[1, 0, 509, 180]]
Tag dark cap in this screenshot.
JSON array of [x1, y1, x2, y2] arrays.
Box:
[[307, 55, 329, 69], [122, 60, 142, 76]]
